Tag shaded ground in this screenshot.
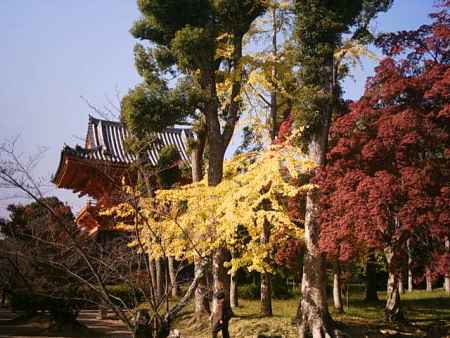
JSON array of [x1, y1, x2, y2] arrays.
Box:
[[0, 309, 132, 338], [0, 289, 449, 337], [172, 289, 450, 338]]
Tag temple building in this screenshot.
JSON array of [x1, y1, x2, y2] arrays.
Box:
[[53, 116, 192, 235]]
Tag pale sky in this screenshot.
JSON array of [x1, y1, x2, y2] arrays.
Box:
[[0, 0, 435, 218]]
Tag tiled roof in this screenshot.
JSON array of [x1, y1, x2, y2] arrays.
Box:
[[64, 115, 192, 166]]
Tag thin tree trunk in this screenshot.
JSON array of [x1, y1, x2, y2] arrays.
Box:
[[398, 274, 404, 294], [425, 267, 432, 292], [168, 257, 179, 298], [407, 239, 413, 292], [212, 247, 231, 319], [97, 304, 108, 320], [260, 217, 272, 316], [333, 262, 343, 314], [408, 268, 413, 292], [444, 238, 450, 293], [194, 257, 210, 316], [190, 128, 206, 183], [230, 270, 238, 308], [270, 6, 278, 141], [150, 258, 157, 298], [384, 246, 403, 322], [365, 254, 379, 302]]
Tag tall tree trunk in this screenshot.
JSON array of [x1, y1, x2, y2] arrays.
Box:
[[365, 254, 379, 302], [168, 257, 179, 298], [407, 239, 413, 292], [230, 270, 238, 308], [384, 246, 403, 322], [445, 238, 450, 293], [260, 217, 272, 316], [297, 116, 336, 337], [190, 130, 210, 317], [204, 33, 243, 335], [270, 6, 278, 141], [333, 262, 343, 314], [425, 267, 432, 292]]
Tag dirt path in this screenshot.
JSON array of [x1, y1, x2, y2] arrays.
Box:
[[0, 308, 132, 338]]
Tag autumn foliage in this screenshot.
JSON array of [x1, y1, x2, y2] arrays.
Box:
[[317, 4, 450, 276]]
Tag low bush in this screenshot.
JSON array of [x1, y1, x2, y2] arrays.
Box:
[[238, 284, 260, 299], [9, 291, 79, 321], [238, 281, 294, 300]]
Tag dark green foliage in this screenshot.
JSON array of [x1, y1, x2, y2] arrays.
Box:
[[10, 291, 79, 321], [292, 0, 393, 148], [157, 145, 182, 188], [238, 283, 260, 299], [102, 284, 144, 308], [238, 279, 294, 300], [272, 277, 294, 299], [122, 84, 174, 138], [125, 1, 266, 183]]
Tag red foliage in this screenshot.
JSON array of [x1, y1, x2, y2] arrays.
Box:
[[317, 4, 450, 275], [274, 115, 294, 144], [275, 238, 304, 271]]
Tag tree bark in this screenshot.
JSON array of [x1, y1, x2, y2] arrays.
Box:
[[407, 239, 413, 292], [297, 188, 336, 338], [190, 129, 210, 317], [230, 270, 238, 308], [168, 257, 179, 298], [190, 128, 206, 183], [212, 247, 231, 319], [398, 274, 404, 294], [425, 267, 432, 292], [297, 110, 336, 337], [194, 257, 210, 316], [270, 6, 278, 141], [384, 246, 403, 322], [149, 259, 157, 299], [445, 238, 450, 293], [202, 33, 244, 335], [261, 272, 273, 316], [333, 263, 343, 314], [260, 217, 272, 316], [365, 254, 379, 302]]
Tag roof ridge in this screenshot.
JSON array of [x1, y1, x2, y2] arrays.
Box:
[[89, 115, 122, 125]]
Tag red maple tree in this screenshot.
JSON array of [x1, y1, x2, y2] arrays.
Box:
[[316, 3, 450, 318]]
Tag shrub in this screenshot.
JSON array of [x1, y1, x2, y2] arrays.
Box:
[[272, 280, 293, 299], [105, 284, 144, 307], [238, 283, 260, 299], [9, 291, 79, 321]]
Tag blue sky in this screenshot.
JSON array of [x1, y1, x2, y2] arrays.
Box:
[[0, 0, 436, 218]]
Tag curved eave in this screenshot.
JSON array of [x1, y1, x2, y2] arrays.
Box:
[[52, 147, 130, 194]]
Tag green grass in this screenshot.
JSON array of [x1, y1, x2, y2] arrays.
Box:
[[171, 288, 450, 337]]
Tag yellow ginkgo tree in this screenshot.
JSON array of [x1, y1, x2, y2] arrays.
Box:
[[106, 141, 315, 316]]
